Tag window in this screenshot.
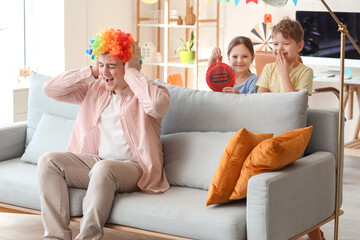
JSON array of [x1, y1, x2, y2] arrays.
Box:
[[0, 0, 64, 125], [0, 0, 25, 124]]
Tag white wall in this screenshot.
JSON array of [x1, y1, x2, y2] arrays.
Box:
[[64, 0, 137, 72], [26, 0, 64, 75]]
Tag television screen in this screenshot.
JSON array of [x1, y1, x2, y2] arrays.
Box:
[[296, 11, 360, 60]]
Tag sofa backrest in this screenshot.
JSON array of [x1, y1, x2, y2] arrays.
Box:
[[26, 72, 80, 146], [159, 81, 308, 136]]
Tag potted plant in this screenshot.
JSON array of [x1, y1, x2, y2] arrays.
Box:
[[175, 31, 195, 64]]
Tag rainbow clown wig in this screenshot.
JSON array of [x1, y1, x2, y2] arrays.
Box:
[[86, 27, 135, 63]]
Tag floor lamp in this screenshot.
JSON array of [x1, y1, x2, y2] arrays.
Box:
[[262, 0, 360, 239]]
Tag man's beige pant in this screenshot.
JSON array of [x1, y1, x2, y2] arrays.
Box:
[[37, 152, 142, 240]]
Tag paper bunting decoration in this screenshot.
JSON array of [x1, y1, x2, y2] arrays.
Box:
[[208, 0, 302, 6], [249, 22, 273, 51]]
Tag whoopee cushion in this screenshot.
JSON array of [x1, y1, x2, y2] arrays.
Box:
[[21, 113, 75, 164], [206, 129, 273, 206], [230, 126, 313, 200]]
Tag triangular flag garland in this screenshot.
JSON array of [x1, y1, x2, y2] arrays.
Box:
[[246, 0, 258, 4], [209, 0, 299, 6]]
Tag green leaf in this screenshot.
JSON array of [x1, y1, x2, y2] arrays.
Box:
[[175, 31, 195, 53]]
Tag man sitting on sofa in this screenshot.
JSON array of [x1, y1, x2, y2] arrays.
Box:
[[37, 27, 170, 240]]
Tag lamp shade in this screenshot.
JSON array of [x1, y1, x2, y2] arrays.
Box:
[[142, 0, 158, 4], [262, 0, 288, 7]]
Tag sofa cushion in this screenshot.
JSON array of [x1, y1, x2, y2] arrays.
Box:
[[0, 158, 85, 216], [27, 72, 79, 146], [162, 132, 235, 190], [230, 126, 314, 200], [21, 113, 75, 164], [156, 80, 308, 136], [108, 186, 247, 240], [206, 129, 273, 206]]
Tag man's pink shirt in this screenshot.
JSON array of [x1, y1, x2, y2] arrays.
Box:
[[43, 67, 170, 193]]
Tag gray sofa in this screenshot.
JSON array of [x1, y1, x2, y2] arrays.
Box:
[[0, 72, 342, 240]]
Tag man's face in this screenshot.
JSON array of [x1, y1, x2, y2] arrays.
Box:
[[272, 32, 304, 63], [98, 53, 126, 94]]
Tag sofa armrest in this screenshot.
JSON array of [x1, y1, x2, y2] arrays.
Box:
[[246, 151, 336, 240], [0, 122, 27, 161]]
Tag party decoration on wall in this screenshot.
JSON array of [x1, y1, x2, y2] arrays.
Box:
[[249, 21, 273, 51], [142, 0, 158, 4], [209, 0, 298, 6], [246, 0, 258, 4]]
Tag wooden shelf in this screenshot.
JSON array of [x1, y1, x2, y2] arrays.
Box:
[[142, 60, 208, 68], [138, 23, 195, 28], [138, 22, 217, 29], [136, 0, 219, 89]]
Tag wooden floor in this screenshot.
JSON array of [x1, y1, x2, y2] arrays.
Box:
[[0, 207, 31, 214], [0, 212, 168, 240]]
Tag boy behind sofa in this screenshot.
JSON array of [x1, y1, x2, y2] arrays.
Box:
[[256, 18, 324, 240], [37, 27, 170, 240], [256, 17, 313, 95]]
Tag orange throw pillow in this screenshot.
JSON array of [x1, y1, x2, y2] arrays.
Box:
[[206, 128, 273, 206], [230, 126, 313, 200]]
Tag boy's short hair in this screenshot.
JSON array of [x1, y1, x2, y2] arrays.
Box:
[[272, 17, 304, 43]]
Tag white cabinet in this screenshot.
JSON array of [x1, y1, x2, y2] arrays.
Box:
[[13, 85, 29, 122]]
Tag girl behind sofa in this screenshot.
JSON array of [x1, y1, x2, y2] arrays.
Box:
[[208, 36, 258, 94]]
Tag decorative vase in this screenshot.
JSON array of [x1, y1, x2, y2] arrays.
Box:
[[180, 51, 195, 64], [185, 6, 196, 25], [177, 16, 183, 25]]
